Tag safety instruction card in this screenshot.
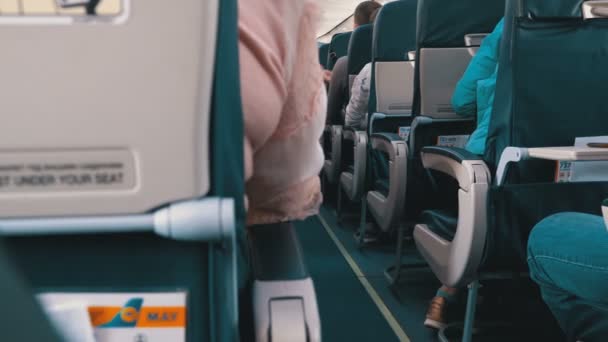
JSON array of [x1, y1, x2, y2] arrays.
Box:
[[37, 292, 187, 342]]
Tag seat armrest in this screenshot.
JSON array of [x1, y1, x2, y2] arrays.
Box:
[[371, 132, 403, 143], [330, 125, 343, 135], [370, 133, 405, 162], [342, 126, 362, 141], [464, 33, 488, 57], [584, 1, 608, 19], [323, 125, 343, 183], [248, 222, 308, 281], [421, 147, 488, 192], [368, 112, 411, 135], [422, 146, 482, 163], [367, 133, 408, 232], [340, 131, 368, 201], [409, 116, 475, 153], [464, 33, 489, 47], [415, 147, 491, 287], [324, 124, 342, 135]]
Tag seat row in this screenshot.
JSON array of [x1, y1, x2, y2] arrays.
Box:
[[320, 0, 608, 340]]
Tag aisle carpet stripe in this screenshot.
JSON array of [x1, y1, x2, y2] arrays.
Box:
[[316, 213, 411, 342], [294, 216, 400, 342]]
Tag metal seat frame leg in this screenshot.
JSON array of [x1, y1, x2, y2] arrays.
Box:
[[437, 280, 479, 342]]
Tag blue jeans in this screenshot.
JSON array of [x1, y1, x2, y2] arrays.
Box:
[[527, 212, 608, 341]]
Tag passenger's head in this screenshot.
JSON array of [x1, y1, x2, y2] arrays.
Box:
[[354, 1, 382, 28], [369, 7, 380, 24]]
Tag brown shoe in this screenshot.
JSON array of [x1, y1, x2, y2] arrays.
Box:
[[424, 296, 448, 329]]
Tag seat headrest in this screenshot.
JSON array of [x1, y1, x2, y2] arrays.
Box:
[[318, 43, 330, 69], [327, 31, 352, 70], [347, 24, 373, 75], [330, 31, 352, 50], [373, 0, 418, 61], [417, 0, 505, 48], [519, 0, 602, 19]]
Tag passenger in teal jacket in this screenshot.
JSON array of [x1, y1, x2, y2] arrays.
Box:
[[425, 19, 505, 330], [451, 18, 504, 155]]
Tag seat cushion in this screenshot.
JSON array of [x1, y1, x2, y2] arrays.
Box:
[[420, 209, 458, 241], [374, 178, 390, 197]]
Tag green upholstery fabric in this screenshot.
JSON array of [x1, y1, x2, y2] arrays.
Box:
[[209, 0, 245, 339], [364, 1, 419, 195], [412, 0, 505, 115], [372, 0, 418, 62], [327, 32, 352, 70], [0, 242, 61, 342], [4, 1, 245, 342], [420, 209, 458, 241], [248, 223, 308, 281], [485, 182, 608, 271], [374, 178, 390, 197], [415, 0, 504, 49], [347, 24, 373, 76], [481, 0, 608, 271], [486, 0, 608, 175], [364, 0, 489, 229], [521, 0, 589, 19], [319, 43, 330, 69], [6, 234, 213, 340], [477, 0, 608, 274], [368, 0, 418, 121]]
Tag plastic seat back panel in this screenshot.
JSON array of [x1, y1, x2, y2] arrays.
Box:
[[0, 0, 218, 217], [419, 48, 473, 118]]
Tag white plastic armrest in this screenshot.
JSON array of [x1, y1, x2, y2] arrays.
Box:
[[415, 149, 491, 286], [330, 124, 343, 168], [583, 1, 608, 20], [330, 125, 343, 139], [368, 113, 386, 136], [342, 128, 357, 141], [464, 33, 488, 57], [367, 133, 408, 232], [323, 125, 343, 183], [340, 131, 368, 201], [368, 112, 411, 135], [369, 134, 404, 161], [464, 33, 489, 47]]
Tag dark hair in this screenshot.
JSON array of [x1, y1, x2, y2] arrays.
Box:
[[369, 7, 380, 24], [354, 1, 382, 26]]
